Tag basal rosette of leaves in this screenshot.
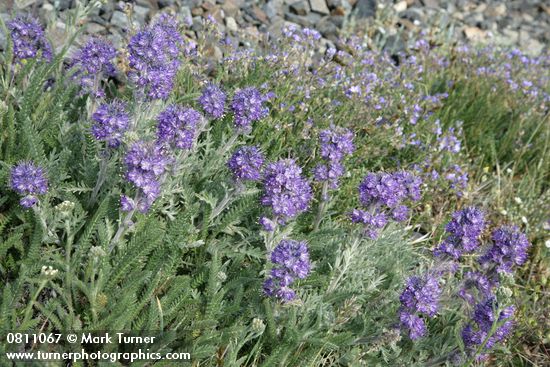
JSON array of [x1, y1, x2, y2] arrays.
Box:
[[0, 6, 548, 367]]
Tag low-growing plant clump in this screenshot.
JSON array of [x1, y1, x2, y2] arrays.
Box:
[[0, 2, 548, 366]]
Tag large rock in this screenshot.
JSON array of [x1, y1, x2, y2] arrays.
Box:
[[289, 1, 310, 16], [354, 0, 376, 18], [310, 0, 330, 15]]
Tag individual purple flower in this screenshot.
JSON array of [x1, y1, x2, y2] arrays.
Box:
[[458, 271, 495, 304], [312, 161, 346, 189], [399, 311, 426, 340], [69, 37, 116, 97], [438, 128, 461, 153], [124, 141, 172, 212], [358, 172, 421, 209], [434, 207, 486, 260], [350, 209, 387, 228], [227, 146, 265, 181], [198, 83, 226, 119], [259, 216, 276, 232], [270, 239, 311, 279], [398, 273, 441, 340], [230, 87, 269, 131], [120, 195, 136, 212], [156, 105, 203, 150], [353, 171, 421, 237], [392, 205, 410, 222], [479, 225, 530, 274], [91, 100, 130, 148], [7, 15, 52, 62], [399, 274, 442, 317], [127, 14, 184, 100], [318, 127, 354, 163], [20, 195, 38, 209], [462, 298, 515, 354], [261, 159, 312, 220], [10, 162, 48, 198], [263, 239, 311, 302]]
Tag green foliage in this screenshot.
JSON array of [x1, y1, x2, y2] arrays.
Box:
[[0, 10, 548, 367]]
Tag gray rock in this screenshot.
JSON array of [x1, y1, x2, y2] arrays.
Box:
[[354, 0, 377, 18], [85, 22, 107, 34], [263, 2, 281, 20], [133, 5, 150, 23], [317, 16, 338, 39], [289, 1, 310, 16], [192, 16, 203, 32], [420, 0, 439, 8], [285, 12, 322, 28], [329, 15, 345, 28], [310, 0, 330, 15], [180, 6, 192, 23], [158, 0, 177, 7], [383, 34, 405, 54], [54, 0, 74, 11], [225, 16, 238, 32], [111, 11, 130, 30]]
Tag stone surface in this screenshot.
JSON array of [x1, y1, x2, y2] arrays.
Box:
[[290, 0, 310, 16], [310, 0, 330, 15], [0, 0, 547, 57]]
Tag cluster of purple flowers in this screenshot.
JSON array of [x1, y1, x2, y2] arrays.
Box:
[[127, 14, 184, 100], [457, 271, 495, 305], [479, 225, 531, 274], [10, 162, 49, 208], [261, 159, 312, 226], [398, 274, 442, 340], [227, 146, 265, 182], [433, 207, 486, 260], [7, 14, 52, 62], [313, 127, 354, 189], [68, 38, 117, 97], [230, 87, 269, 132], [91, 100, 130, 148], [462, 298, 515, 358], [263, 239, 311, 301], [395, 205, 526, 361], [156, 105, 203, 150], [123, 141, 172, 212], [198, 83, 226, 119], [351, 171, 421, 238]]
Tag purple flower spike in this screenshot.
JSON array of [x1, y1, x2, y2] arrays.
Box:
[[127, 14, 184, 100], [398, 273, 442, 340], [261, 159, 312, 220], [434, 207, 486, 260], [259, 216, 276, 232], [230, 87, 269, 132], [318, 127, 355, 163], [399, 275, 441, 317], [20, 195, 38, 208], [227, 146, 264, 182], [7, 15, 52, 62], [462, 298, 515, 354], [157, 105, 203, 150], [124, 141, 172, 212], [69, 37, 116, 97], [479, 225, 530, 274], [399, 311, 426, 340], [199, 83, 226, 119], [11, 162, 49, 197], [120, 195, 136, 212], [263, 239, 311, 302], [91, 100, 130, 148]]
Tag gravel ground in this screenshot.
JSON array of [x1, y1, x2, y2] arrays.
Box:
[[1, 0, 548, 56]]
